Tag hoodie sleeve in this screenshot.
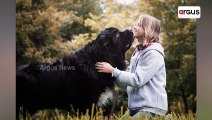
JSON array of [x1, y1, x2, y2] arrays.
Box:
[[114, 80, 127, 91], [112, 50, 163, 88]]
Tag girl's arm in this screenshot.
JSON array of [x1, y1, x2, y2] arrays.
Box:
[[112, 50, 164, 88]]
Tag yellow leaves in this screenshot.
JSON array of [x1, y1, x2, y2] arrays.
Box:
[[90, 33, 98, 41], [23, 37, 34, 47], [54, 40, 73, 55], [24, 47, 35, 57], [16, 0, 32, 6], [71, 33, 92, 50], [84, 13, 103, 32], [85, 5, 139, 32]]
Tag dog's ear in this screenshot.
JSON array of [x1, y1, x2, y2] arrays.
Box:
[[96, 32, 110, 48], [97, 27, 120, 47], [96, 32, 107, 43], [105, 27, 119, 32], [105, 32, 120, 46], [112, 31, 121, 43], [103, 42, 109, 48]]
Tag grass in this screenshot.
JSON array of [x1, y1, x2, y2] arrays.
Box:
[[18, 105, 196, 120]]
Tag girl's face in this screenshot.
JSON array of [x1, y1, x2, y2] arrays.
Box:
[[133, 22, 144, 39]]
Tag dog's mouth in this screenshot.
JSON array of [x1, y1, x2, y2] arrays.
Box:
[[123, 29, 134, 50]]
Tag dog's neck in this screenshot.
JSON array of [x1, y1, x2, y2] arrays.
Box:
[[76, 40, 110, 63]]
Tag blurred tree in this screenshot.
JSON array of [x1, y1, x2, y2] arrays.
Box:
[[16, 0, 101, 65]]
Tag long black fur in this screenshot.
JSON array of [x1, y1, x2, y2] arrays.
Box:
[[16, 27, 133, 117]]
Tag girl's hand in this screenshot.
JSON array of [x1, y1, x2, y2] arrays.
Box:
[[95, 62, 115, 73]]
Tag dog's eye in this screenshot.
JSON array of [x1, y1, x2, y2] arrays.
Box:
[[103, 42, 109, 47], [116, 34, 119, 38], [101, 35, 106, 39]]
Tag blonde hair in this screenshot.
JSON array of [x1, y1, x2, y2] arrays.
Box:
[[138, 14, 161, 43]]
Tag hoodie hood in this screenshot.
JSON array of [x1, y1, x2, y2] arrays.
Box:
[[140, 43, 165, 57]]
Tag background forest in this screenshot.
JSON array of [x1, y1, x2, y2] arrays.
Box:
[[16, 0, 196, 118]]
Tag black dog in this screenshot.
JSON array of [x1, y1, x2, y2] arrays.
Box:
[[16, 27, 133, 117]]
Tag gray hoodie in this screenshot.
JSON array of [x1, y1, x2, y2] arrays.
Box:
[[112, 43, 168, 116]]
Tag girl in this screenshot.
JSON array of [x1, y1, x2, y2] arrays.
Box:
[[95, 14, 167, 119]]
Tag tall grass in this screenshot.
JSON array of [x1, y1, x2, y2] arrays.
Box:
[[18, 105, 196, 120]]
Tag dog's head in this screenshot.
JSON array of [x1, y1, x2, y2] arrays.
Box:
[[97, 27, 134, 54]]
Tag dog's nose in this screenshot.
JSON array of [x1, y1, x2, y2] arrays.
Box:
[[126, 29, 132, 33], [126, 29, 133, 38]]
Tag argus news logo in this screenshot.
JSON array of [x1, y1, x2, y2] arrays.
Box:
[[178, 6, 201, 18]]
